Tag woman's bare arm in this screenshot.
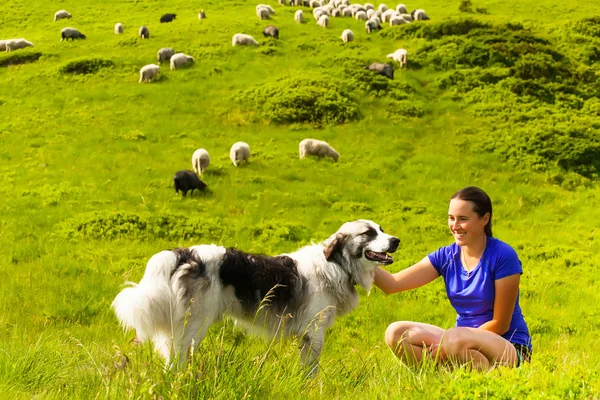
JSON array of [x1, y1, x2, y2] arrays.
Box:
[[373, 256, 440, 294]]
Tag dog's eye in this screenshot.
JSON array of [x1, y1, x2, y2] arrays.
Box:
[[361, 228, 376, 236]]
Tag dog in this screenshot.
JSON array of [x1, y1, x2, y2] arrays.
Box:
[[112, 219, 400, 373]]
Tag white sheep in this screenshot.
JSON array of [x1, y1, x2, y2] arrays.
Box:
[[317, 14, 329, 28], [381, 9, 397, 22], [170, 53, 194, 70], [332, 8, 342, 17], [139, 64, 160, 83], [413, 9, 430, 20], [139, 25, 150, 39], [257, 6, 271, 20], [390, 15, 407, 26], [387, 48, 407, 68], [114, 23, 124, 34], [256, 4, 275, 15], [230, 142, 251, 167], [396, 4, 408, 13], [355, 10, 367, 20], [366, 9, 376, 19], [54, 10, 72, 22], [377, 4, 388, 13], [341, 29, 354, 43], [309, 0, 321, 7], [295, 10, 304, 23], [198, 10, 206, 19], [341, 7, 353, 16], [5, 39, 34, 52], [400, 13, 413, 22], [363, 3, 375, 11], [157, 47, 175, 63], [192, 148, 210, 177], [0, 40, 6, 52], [232, 33, 259, 46], [299, 139, 339, 162], [313, 8, 327, 21]]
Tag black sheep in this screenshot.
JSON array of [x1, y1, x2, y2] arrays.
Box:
[[263, 25, 279, 39], [160, 13, 177, 23], [365, 62, 394, 80], [173, 170, 207, 197]]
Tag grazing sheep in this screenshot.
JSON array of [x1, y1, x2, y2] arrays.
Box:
[[365, 62, 394, 79], [232, 33, 259, 46], [160, 13, 177, 23], [365, 18, 381, 33], [317, 14, 329, 28], [355, 10, 367, 20], [256, 4, 276, 15], [192, 148, 210, 177], [0, 40, 6, 52], [295, 10, 304, 23], [279, 0, 287, 5], [257, 6, 271, 20], [60, 27, 86, 41], [332, 8, 342, 17], [363, 3, 375, 11], [5, 39, 34, 52], [366, 9, 376, 19], [309, 0, 321, 7], [381, 9, 396, 22], [139, 64, 160, 83], [263, 25, 279, 39], [387, 48, 407, 68], [314, 9, 326, 21], [412, 9, 430, 20], [157, 47, 175, 63], [342, 7, 353, 16], [377, 4, 388, 13], [54, 10, 72, 22], [170, 53, 194, 70], [139, 25, 150, 39], [299, 139, 339, 162], [396, 4, 408, 13], [173, 170, 207, 197], [341, 29, 354, 43], [198, 10, 206, 19], [400, 13, 413, 22], [390, 15, 407, 26], [115, 23, 124, 34], [230, 142, 251, 167]]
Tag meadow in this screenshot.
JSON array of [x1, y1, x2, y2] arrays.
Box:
[[1, 0, 600, 398]]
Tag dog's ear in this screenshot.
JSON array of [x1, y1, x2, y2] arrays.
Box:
[[324, 233, 348, 261]]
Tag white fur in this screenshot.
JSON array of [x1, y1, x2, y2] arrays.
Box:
[[295, 9, 304, 23], [170, 53, 194, 70], [139, 64, 160, 83], [115, 23, 124, 34], [341, 29, 354, 43], [299, 138, 339, 162], [54, 10, 72, 22], [5, 39, 33, 52], [387, 48, 408, 68], [230, 141, 250, 166], [192, 148, 210, 176], [232, 33, 259, 46], [317, 14, 329, 28]]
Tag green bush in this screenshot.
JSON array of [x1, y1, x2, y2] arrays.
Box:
[[0, 51, 42, 67], [380, 18, 493, 40], [59, 58, 114, 75], [235, 77, 361, 126]]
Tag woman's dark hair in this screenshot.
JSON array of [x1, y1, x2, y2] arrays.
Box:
[[451, 186, 493, 237]]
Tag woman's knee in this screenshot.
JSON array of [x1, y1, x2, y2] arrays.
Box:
[[384, 321, 414, 348], [442, 327, 471, 354]]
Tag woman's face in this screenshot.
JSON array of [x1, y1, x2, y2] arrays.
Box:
[[448, 199, 489, 246]]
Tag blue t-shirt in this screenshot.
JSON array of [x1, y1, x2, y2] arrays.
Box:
[[427, 236, 532, 350]]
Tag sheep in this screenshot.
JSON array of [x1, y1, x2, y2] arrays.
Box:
[[377, 4, 388, 13], [192, 148, 210, 177], [396, 4, 408, 13], [256, 4, 275, 15], [198, 10, 206, 19], [139, 64, 160, 83], [381, 9, 396, 22], [390, 15, 407, 26], [366, 9, 376, 19], [317, 14, 329, 28], [0, 40, 6, 52], [54, 10, 72, 22], [114, 23, 124, 34], [60, 28, 86, 41], [279, 0, 287, 5], [400, 13, 413, 22], [160, 13, 177, 23], [341, 29, 354, 43], [342, 7, 353, 16], [363, 3, 375, 11], [157, 47, 175, 63], [309, 0, 321, 7], [263, 25, 279, 39], [232, 33, 259, 46], [314, 9, 326, 21], [5, 39, 34, 52], [365, 18, 381, 33], [412, 8, 430, 20], [365, 62, 394, 79], [331, 8, 342, 17], [230, 142, 251, 167], [355, 10, 367, 20], [139, 26, 150, 39], [257, 7, 271, 20], [170, 53, 194, 70], [387, 48, 407, 68], [173, 170, 207, 197], [295, 9, 304, 23], [299, 139, 339, 162]]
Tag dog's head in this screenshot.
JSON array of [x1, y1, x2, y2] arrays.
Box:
[[323, 220, 400, 290]]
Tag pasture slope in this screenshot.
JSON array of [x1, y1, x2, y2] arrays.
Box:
[[1, 0, 600, 398]]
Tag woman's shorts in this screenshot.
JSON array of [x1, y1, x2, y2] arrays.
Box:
[[512, 343, 532, 367]]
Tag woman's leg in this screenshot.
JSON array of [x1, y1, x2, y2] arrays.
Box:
[[385, 321, 446, 365], [441, 327, 518, 370]]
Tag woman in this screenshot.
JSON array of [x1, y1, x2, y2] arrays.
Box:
[[374, 186, 532, 370]]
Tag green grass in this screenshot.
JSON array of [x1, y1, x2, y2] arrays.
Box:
[[1, 0, 600, 398]]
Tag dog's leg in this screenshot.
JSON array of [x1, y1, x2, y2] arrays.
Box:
[[299, 330, 324, 377], [173, 313, 216, 368]]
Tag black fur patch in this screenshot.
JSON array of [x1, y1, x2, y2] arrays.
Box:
[[219, 248, 305, 314], [170, 247, 206, 280]]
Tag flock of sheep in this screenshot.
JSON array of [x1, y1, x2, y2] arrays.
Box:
[[174, 139, 339, 197]]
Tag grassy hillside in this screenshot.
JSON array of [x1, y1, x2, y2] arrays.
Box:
[[1, 0, 600, 398]]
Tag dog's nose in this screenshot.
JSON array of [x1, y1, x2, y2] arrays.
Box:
[[388, 237, 400, 252]]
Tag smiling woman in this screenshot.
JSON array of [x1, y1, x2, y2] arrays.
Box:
[[373, 186, 532, 370]]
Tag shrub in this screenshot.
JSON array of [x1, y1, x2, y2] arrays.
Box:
[[59, 58, 114, 75], [235, 77, 360, 126], [380, 18, 492, 40], [0, 51, 42, 67], [459, 0, 474, 13]]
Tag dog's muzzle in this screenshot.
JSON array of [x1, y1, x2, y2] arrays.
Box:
[[365, 237, 400, 265]]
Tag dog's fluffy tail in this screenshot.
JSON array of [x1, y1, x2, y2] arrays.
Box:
[[112, 251, 180, 342]]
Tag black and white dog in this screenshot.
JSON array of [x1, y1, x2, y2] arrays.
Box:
[[112, 220, 400, 372]]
